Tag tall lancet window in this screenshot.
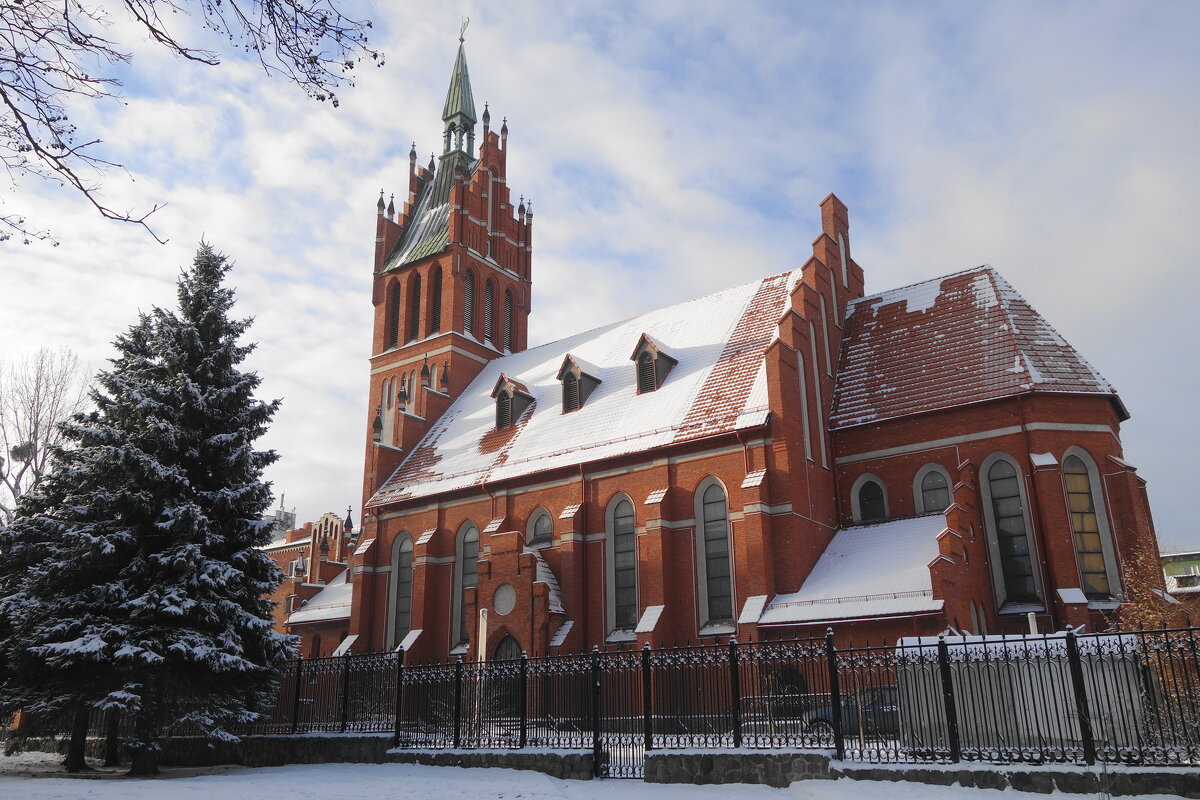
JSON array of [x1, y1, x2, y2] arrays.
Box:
[[392, 536, 413, 648], [455, 524, 479, 648], [698, 480, 733, 626]]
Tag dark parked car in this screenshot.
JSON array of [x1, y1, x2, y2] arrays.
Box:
[[804, 686, 900, 739]]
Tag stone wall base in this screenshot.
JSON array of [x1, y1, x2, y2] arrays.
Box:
[[644, 750, 1200, 798], [7, 734, 592, 781]]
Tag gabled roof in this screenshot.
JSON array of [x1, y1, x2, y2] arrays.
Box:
[[367, 269, 802, 507], [757, 516, 945, 625], [287, 570, 352, 625], [830, 267, 1124, 429]]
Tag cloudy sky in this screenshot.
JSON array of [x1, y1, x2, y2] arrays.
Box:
[[2, 1, 1198, 551]]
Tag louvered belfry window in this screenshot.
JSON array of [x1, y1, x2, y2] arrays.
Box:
[[386, 283, 401, 349], [408, 274, 422, 342], [430, 267, 443, 333], [496, 391, 512, 429], [563, 373, 580, 412], [503, 290, 514, 351], [484, 280, 495, 342], [637, 352, 656, 393], [464, 271, 475, 335]]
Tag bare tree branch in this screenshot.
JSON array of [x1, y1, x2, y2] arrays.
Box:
[[0, 1, 382, 245], [0, 347, 89, 525]]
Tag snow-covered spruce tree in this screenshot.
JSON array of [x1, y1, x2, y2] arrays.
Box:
[[0, 244, 290, 774]]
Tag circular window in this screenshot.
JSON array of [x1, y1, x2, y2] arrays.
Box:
[[493, 583, 516, 616]]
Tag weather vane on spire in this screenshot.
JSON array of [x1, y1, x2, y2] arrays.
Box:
[[460, 16, 470, 43]]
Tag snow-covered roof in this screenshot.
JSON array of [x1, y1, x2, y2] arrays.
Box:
[[831, 267, 1125, 429], [532, 551, 565, 614], [368, 269, 801, 506], [262, 534, 310, 552], [1164, 574, 1200, 595], [758, 516, 945, 625], [287, 570, 352, 625]]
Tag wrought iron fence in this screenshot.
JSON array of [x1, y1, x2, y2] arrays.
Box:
[[11, 626, 1200, 779]]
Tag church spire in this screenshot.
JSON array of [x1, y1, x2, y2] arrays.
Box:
[[442, 25, 477, 156]]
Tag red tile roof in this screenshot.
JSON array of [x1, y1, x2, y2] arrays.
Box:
[[830, 267, 1124, 429]]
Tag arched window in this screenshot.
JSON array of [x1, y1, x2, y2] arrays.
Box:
[[391, 535, 414, 649], [454, 523, 480, 648], [607, 496, 638, 632], [696, 480, 733, 627], [981, 455, 1040, 607], [382, 377, 391, 410], [1063, 450, 1118, 600], [503, 289, 514, 351], [493, 634, 521, 661], [913, 464, 952, 514], [386, 282, 401, 349], [527, 509, 552, 546], [484, 280, 495, 342], [408, 274, 423, 342], [464, 270, 475, 335], [563, 373, 580, 412], [430, 267, 443, 333], [851, 474, 887, 522], [637, 352, 656, 394]]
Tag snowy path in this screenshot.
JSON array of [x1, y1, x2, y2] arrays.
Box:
[[0, 752, 1187, 800]]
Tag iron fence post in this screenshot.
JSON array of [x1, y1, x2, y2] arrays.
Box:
[[290, 657, 304, 734], [729, 637, 743, 748], [825, 628, 844, 760], [339, 653, 352, 733], [1065, 629, 1096, 765], [453, 657, 464, 749], [519, 651, 528, 749], [591, 646, 602, 778], [936, 635, 961, 763], [641, 642, 653, 752], [393, 649, 406, 747]]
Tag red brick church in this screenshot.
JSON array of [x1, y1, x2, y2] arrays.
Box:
[[284, 39, 1159, 662]]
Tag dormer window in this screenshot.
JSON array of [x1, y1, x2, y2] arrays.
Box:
[[629, 333, 677, 394], [556, 354, 602, 413], [491, 374, 534, 429]]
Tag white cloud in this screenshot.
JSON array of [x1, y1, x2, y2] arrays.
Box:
[[1, 1, 1197, 551]]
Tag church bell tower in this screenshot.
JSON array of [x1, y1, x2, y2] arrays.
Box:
[[363, 34, 533, 500]]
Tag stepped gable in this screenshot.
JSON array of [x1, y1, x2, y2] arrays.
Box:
[[367, 270, 802, 507], [830, 266, 1124, 429]]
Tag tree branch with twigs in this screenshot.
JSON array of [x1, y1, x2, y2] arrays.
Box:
[[0, 0, 381, 245]]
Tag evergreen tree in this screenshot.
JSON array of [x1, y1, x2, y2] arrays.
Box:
[[0, 244, 290, 774]]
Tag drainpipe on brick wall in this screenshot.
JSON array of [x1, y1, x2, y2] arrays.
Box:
[[578, 462, 589, 649], [367, 509, 382, 651], [1016, 393, 1060, 631]]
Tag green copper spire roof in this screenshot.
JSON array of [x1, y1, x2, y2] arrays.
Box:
[[442, 41, 476, 127]]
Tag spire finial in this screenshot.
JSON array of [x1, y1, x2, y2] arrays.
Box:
[[459, 16, 469, 43]]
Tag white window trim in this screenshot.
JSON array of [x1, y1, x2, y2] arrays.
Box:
[[850, 473, 888, 522], [979, 451, 1045, 611], [912, 463, 953, 515], [693, 477, 735, 630], [451, 521, 479, 650], [387, 533, 414, 650], [526, 507, 553, 548], [1061, 446, 1122, 601], [605, 494, 638, 635]]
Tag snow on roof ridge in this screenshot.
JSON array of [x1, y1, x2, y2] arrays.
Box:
[[848, 264, 991, 309]]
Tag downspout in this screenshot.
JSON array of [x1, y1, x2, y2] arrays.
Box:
[[366, 509, 382, 651], [578, 462, 588, 649], [1016, 393, 1060, 631]]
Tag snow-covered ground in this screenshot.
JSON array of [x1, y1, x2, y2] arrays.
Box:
[[0, 752, 1189, 800]]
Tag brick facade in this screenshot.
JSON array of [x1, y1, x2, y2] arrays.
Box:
[[283, 43, 1161, 662]]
